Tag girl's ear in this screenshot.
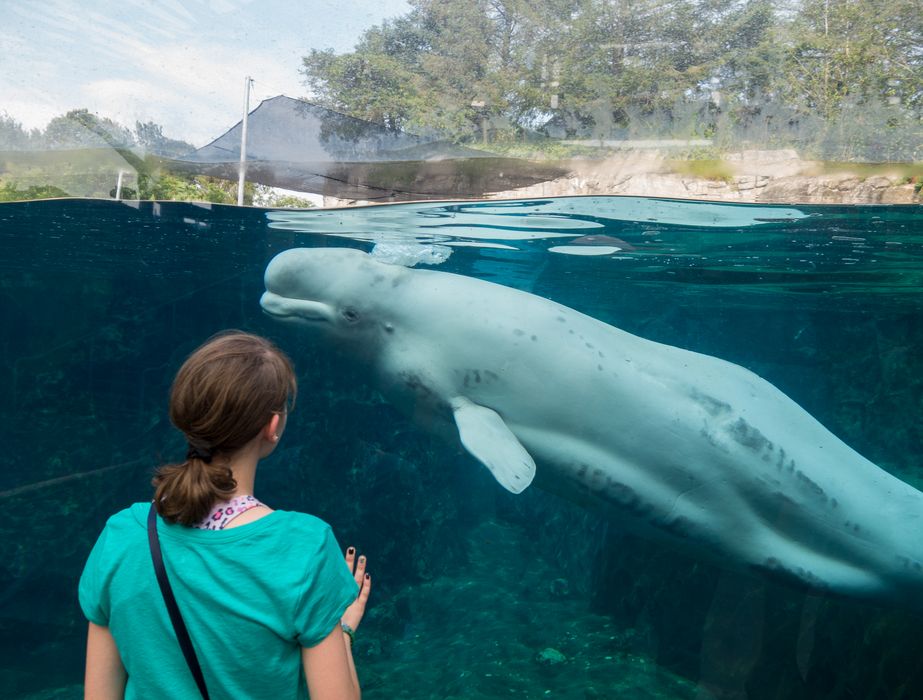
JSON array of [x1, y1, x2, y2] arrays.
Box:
[[264, 413, 281, 442]]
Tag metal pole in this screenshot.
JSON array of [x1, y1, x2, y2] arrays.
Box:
[[237, 76, 253, 206]]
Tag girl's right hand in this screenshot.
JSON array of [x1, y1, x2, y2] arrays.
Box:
[[342, 547, 371, 631]]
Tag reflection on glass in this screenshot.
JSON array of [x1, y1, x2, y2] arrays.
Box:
[[1, 1, 919, 205]]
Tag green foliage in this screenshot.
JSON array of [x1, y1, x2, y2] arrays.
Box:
[[42, 109, 135, 149], [0, 179, 70, 202], [143, 173, 237, 204], [134, 121, 195, 158], [254, 185, 316, 208], [0, 109, 242, 203], [300, 0, 922, 161], [780, 0, 923, 119], [818, 161, 923, 181], [265, 194, 315, 208], [0, 148, 134, 198], [474, 139, 615, 160], [0, 113, 39, 150]]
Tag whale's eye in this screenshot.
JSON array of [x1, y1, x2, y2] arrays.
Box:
[[342, 307, 360, 323]]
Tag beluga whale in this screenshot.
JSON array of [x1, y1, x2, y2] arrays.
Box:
[[261, 247, 923, 609]]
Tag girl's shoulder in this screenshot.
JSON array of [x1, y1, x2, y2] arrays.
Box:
[[271, 509, 334, 535], [104, 502, 150, 534], [268, 511, 346, 563]]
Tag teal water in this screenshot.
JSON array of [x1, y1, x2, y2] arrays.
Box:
[[1, 197, 921, 699]]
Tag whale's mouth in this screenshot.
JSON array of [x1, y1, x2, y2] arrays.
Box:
[[260, 291, 334, 323]]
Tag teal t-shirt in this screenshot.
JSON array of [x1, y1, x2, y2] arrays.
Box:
[[79, 502, 359, 699]]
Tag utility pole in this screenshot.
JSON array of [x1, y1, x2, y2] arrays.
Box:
[[237, 76, 253, 206]]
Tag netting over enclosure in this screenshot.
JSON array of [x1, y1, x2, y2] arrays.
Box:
[[167, 96, 568, 200]]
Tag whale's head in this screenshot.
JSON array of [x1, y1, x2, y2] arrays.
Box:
[[261, 247, 404, 340]]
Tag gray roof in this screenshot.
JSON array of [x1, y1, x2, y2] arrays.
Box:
[[167, 96, 567, 200]]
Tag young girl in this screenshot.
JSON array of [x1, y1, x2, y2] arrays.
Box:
[[79, 331, 370, 699]]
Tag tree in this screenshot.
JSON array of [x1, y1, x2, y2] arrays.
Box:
[[780, 0, 923, 119], [299, 0, 920, 161], [42, 109, 135, 149], [299, 0, 754, 141], [773, 0, 923, 159], [145, 173, 245, 204], [134, 121, 195, 158], [302, 0, 559, 140], [0, 113, 36, 150], [0, 181, 70, 202]]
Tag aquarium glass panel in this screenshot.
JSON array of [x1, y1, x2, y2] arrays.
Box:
[[1, 197, 922, 698]]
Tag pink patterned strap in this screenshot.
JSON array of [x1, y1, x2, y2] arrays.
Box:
[[194, 495, 266, 530]]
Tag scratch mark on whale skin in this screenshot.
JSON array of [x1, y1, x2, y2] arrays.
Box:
[[725, 419, 829, 504], [570, 462, 653, 518], [728, 417, 773, 453], [795, 470, 826, 499], [751, 557, 831, 593], [690, 389, 732, 417], [399, 371, 434, 399], [657, 515, 694, 539], [459, 369, 500, 388]]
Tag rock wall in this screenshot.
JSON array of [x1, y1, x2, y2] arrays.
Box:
[[492, 149, 922, 205]]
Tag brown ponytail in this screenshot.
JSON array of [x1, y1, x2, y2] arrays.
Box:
[[153, 331, 297, 525]]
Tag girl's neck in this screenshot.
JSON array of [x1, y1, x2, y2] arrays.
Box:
[[225, 448, 260, 498]]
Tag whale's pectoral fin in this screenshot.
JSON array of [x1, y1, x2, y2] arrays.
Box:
[[451, 397, 536, 494]]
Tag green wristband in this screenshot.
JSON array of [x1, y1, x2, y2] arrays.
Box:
[[340, 622, 355, 645]]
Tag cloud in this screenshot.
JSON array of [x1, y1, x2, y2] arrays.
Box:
[[0, 0, 411, 145], [2, 21, 304, 144], [124, 42, 307, 144]]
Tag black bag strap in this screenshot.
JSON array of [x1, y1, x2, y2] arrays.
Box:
[[147, 502, 211, 700]]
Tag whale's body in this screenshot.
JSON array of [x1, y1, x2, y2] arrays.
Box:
[[262, 247, 923, 607]]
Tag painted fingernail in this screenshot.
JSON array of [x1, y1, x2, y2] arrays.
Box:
[[359, 556, 366, 563], [347, 547, 355, 555], [365, 573, 370, 580]]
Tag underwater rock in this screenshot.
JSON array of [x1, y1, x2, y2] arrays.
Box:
[[549, 577, 570, 598], [536, 647, 567, 666]]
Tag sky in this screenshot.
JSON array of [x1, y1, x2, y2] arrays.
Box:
[[1, 0, 411, 147]]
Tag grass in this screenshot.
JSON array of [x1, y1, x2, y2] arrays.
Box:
[[668, 158, 734, 183], [810, 161, 923, 182]]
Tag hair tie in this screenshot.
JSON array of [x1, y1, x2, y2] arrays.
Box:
[[186, 444, 213, 464]]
